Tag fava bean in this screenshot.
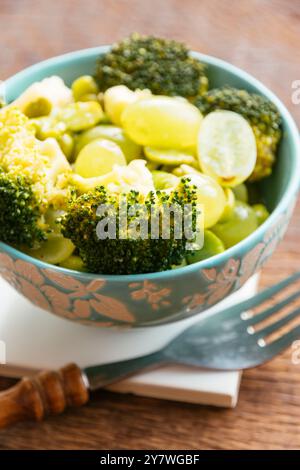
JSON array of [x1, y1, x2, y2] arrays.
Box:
[[55, 101, 104, 132], [71, 75, 99, 101], [144, 147, 196, 166]]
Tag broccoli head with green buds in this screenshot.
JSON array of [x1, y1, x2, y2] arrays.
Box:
[[195, 86, 282, 181], [61, 179, 199, 274], [0, 108, 72, 247], [96, 33, 208, 99]]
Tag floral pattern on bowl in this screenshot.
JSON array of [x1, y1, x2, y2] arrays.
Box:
[[0, 46, 298, 328], [0, 201, 294, 328]]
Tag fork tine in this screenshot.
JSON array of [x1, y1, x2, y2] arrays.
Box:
[[265, 324, 300, 353], [246, 290, 300, 326], [221, 270, 300, 318], [255, 305, 300, 339]]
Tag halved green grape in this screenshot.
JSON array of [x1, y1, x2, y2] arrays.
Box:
[[59, 255, 87, 272], [183, 173, 226, 228], [211, 201, 258, 248], [198, 110, 257, 187], [232, 183, 248, 203], [57, 133, 74, 161], [26, 233, 75, 264], [75, 138, 126, 178], [253, 204, 269, 226], [122, 96, 202, 149], [152, 171, 179, 190], [74, 125, 141, 163], [71, 75, 99, 101], [186, 230, 225, 264], [220, 188, 235, 222], [54, 101, 104, 132], [144, 147, 196, 166]]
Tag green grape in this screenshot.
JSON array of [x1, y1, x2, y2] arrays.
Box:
[[71, 75, 99, 101], [74, 125, 141, 163], [59, 255, 87, 272], [152, 171, 179, 190], [232, 183, 248, 203], [54, 101, 104, 132], [75, 138, 126, 178], [144, 147, 196, 166], [26, 233, 75, 265], [220, 188, 235, 222], [184, 173, 226, 228], [253, 204, 269, 226], [198, 110, 257, 187], [186, 230, 225, 264], [121, 96, 202, 149], [212, 201, 258, 248], [57, 133, 74, 161]]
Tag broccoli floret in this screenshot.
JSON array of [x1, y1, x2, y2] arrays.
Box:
[[0, 107, 71, 247], [96, 33, 208, 99], [61, 179, 198, 274], [195, 87, 282, 181], [0, 168, 46, 246]]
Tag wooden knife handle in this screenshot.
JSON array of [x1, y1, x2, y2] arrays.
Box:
[[0, 363, 89, 428]]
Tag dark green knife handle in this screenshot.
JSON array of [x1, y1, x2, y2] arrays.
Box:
[[85, 350, 166, 390]]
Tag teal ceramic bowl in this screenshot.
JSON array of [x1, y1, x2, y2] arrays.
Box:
[[0, 47, 299, 328]]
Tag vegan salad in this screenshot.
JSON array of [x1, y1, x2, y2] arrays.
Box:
[[0, 34, 281, 274]]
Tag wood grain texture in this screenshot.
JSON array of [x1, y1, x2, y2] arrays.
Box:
[[0, 364, 89, 429], [0, 0, 300, 450]]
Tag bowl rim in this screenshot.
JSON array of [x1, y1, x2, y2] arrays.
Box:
[[1, 46, 299, 282]]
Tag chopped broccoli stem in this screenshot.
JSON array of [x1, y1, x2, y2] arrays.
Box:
[[96, 33, 208, 99]]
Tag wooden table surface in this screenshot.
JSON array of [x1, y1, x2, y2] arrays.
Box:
[[0, 0, 300, 450]]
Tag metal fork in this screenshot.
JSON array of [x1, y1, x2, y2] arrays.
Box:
[[1, 272, 300, 428], [86, 271, 300, 387]]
